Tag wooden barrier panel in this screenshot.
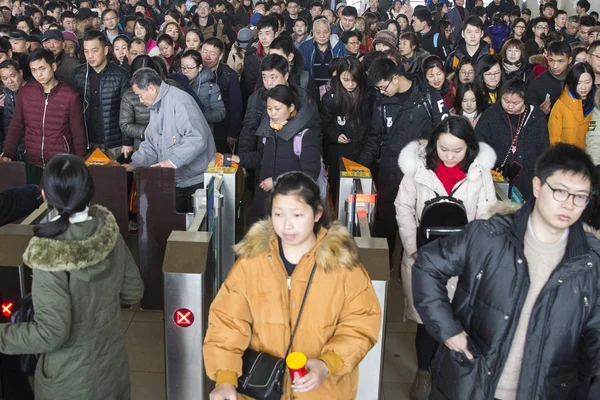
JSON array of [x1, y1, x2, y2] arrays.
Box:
[[136, 167, 186, 309], [0, 162, 26, 192], [88, 165, 129, 238]]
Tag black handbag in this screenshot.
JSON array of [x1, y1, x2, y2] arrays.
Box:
[[237, 263, 318, 400]]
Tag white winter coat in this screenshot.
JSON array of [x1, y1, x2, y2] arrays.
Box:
[[394, 140, 497, 323], [585, 91, 600, 165]]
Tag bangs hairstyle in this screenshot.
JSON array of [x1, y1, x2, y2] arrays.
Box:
[[500, 38, 526, 65], [425, 116, 480, 173], [399, 32, 420, 50], [566, 61, 595, 103], [453, 83, 483, 115], [535, 143, 598, 187], [421, 54, 444, 75], [268, 171, 330, 234], [332, 56, 365, 127], [265, 84, 299, 109]]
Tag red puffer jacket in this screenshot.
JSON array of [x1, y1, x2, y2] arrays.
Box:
[[3, 81, 87, 168]]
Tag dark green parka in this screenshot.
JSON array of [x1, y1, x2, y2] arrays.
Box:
[[0, 205, 144, 400]]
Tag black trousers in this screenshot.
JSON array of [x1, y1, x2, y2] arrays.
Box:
[[175, 182, 204, 213], [416, 323, 438, 371]]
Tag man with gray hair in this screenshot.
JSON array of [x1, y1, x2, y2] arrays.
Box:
[[299, 18, 347, 87], [123, 68, 216, 213]]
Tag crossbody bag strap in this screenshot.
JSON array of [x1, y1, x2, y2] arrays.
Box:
[[449, 179, 466, 197], [498, 107, 531, 170], [284, 263, 318, 356]]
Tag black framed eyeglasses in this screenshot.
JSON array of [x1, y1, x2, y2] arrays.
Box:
[[544, 181, 590, 207], [375, 79, 393, 92]]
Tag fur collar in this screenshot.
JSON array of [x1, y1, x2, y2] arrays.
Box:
[[23, 205, 119, 272], [397, 140, 497, 180], [233, 220, 359, 272]]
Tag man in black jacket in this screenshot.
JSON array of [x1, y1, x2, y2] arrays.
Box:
[[526, 40, 571, 116], [0, 59, 25, 160], [241, 15, 279, 102], [72, 29, 132, 159], [0, 184, 43, 227], [412, 6, 451, 61], [359, 58, 448, 265], [413, 144, 600, 400]]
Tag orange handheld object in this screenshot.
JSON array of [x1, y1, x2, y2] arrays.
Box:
[[286, 352, 308, 381]]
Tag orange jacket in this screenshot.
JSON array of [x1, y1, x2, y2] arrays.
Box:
[[549, 87, 594, 149], [203, 221, 382, 399]]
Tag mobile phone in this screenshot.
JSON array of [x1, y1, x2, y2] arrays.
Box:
[[545, 93, 551, 101], [223, 154, 232, 167]]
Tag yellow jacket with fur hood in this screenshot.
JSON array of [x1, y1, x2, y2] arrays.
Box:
[[203, 220, 382, 399]]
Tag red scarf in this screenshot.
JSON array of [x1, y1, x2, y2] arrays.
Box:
[[435, 162, 466, 195]]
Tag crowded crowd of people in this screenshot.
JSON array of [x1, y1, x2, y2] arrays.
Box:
[[1, 0, 600, 399]]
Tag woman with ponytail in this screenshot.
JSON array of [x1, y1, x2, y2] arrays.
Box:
[[0, 154, 144, 400]]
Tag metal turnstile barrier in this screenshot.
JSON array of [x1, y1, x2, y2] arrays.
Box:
[[163, 206, 214, 400], [338, 167, 390, 400]]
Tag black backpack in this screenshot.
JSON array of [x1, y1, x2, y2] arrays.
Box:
[[417, 182, 468, 248]]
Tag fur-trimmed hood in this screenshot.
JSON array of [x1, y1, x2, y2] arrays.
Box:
[[397, 140, 497, 180], [23, 205, 119, 272], [233, 220, 359, 272]]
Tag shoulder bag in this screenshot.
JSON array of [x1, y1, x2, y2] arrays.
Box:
[[237, 263, 318, 400]]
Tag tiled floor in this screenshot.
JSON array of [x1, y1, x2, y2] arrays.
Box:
[[125, 270, 418, 400]]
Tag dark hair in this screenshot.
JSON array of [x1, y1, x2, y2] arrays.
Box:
[[134, 18, 155, 41], [131, 54, 161, 74], [260, 53, 289, 74], [293, 17, 307, 27], [268, 171, 329, 234], [475, 54, 501, 96], [547, 40, 571, 58], [521, 8, 531, 15], [28, 48, 55, 66], [555, 9, 567, 18], [101, 8, 118, 20], [535, 143, 597, 187], [425, 116, 479, 173], [203, 36, 224, 53], [14, 15, 34, 31], [257, 14, 278, 32], [340, 29, 363, 44], [124, 14, 138, 24], [341, 5, 357, 18], [591, 11, 599, 19], [270, 36, 304, 77], [113, 34, 130, 47], [451, 57, 474, 86], [500, 38, 526, 65], [161, 21, 184, 48], [572, 46, 588, 65], [453, 83, 482, 115], [499, 77, 526, 100], [42, 15, 58, 26], [180, 49, 202, 68], [472, 6, 487, 18], [580, 15, 596, 29], [128, 37, 146, 50], [60, 10, 75, 21], [399, 31, 419, 50], [0, 36, 11, 54], [511, 17, 526, 34], [396, 14, 410, 30], [381, 19, 401, 37], [34, 155, 95, 238], [462, 15, 483, 32], [272, 13, 285, 30], [83, 29, 108, 46], [328, 57, 344, 76], [363, 12, 379, 38], [44, 1, 61, 13], [0, 58, 20, 72], [157, 33, 174, 47], [566, 62, 595, 106], [421, 54, 445, 76], [165, 9, 185, 25], [265, 84, 299, 109], [413, 10, 432, 26], [588, 41, 600, 56], [368, 57, 401, 84], [577, 0, 591, 13], [332, 56, 364, 128], [309, 1, 322, 10], [185, 27, 205, 45]]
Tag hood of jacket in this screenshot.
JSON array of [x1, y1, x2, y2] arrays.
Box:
[[22, 205, 119, 272], [233, 220, 359, 272], [397, 140, 497, 181], [196, 66, 216, 85], [256, 100, 314, 140]]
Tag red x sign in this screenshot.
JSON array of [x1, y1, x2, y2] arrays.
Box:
[[174, 308, 194, 327], [1, 301, 13, 317]]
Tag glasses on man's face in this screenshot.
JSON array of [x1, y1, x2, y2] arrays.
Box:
[[535, 26, 549, 31], [544, 181, 590, 207], [346, 40, 360, 46], [198, 6, 210, 10], [180, 65, 198, 72], [375, 79, 393, 92]]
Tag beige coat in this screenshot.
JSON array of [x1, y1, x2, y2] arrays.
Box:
[[394, 140, 497, 323]]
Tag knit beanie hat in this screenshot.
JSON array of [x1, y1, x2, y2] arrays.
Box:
[[373, 29, 398, 49]]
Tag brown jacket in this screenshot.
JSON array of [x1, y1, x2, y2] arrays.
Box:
[[203, 221, 381, 399]]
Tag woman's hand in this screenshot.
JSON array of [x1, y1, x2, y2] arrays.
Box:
[[209, 383, 238, 400], [337, 134, 350, 144], [227, 155, 240, 163], [259, 177, 273, 191], [291, 359, 329, 393]]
